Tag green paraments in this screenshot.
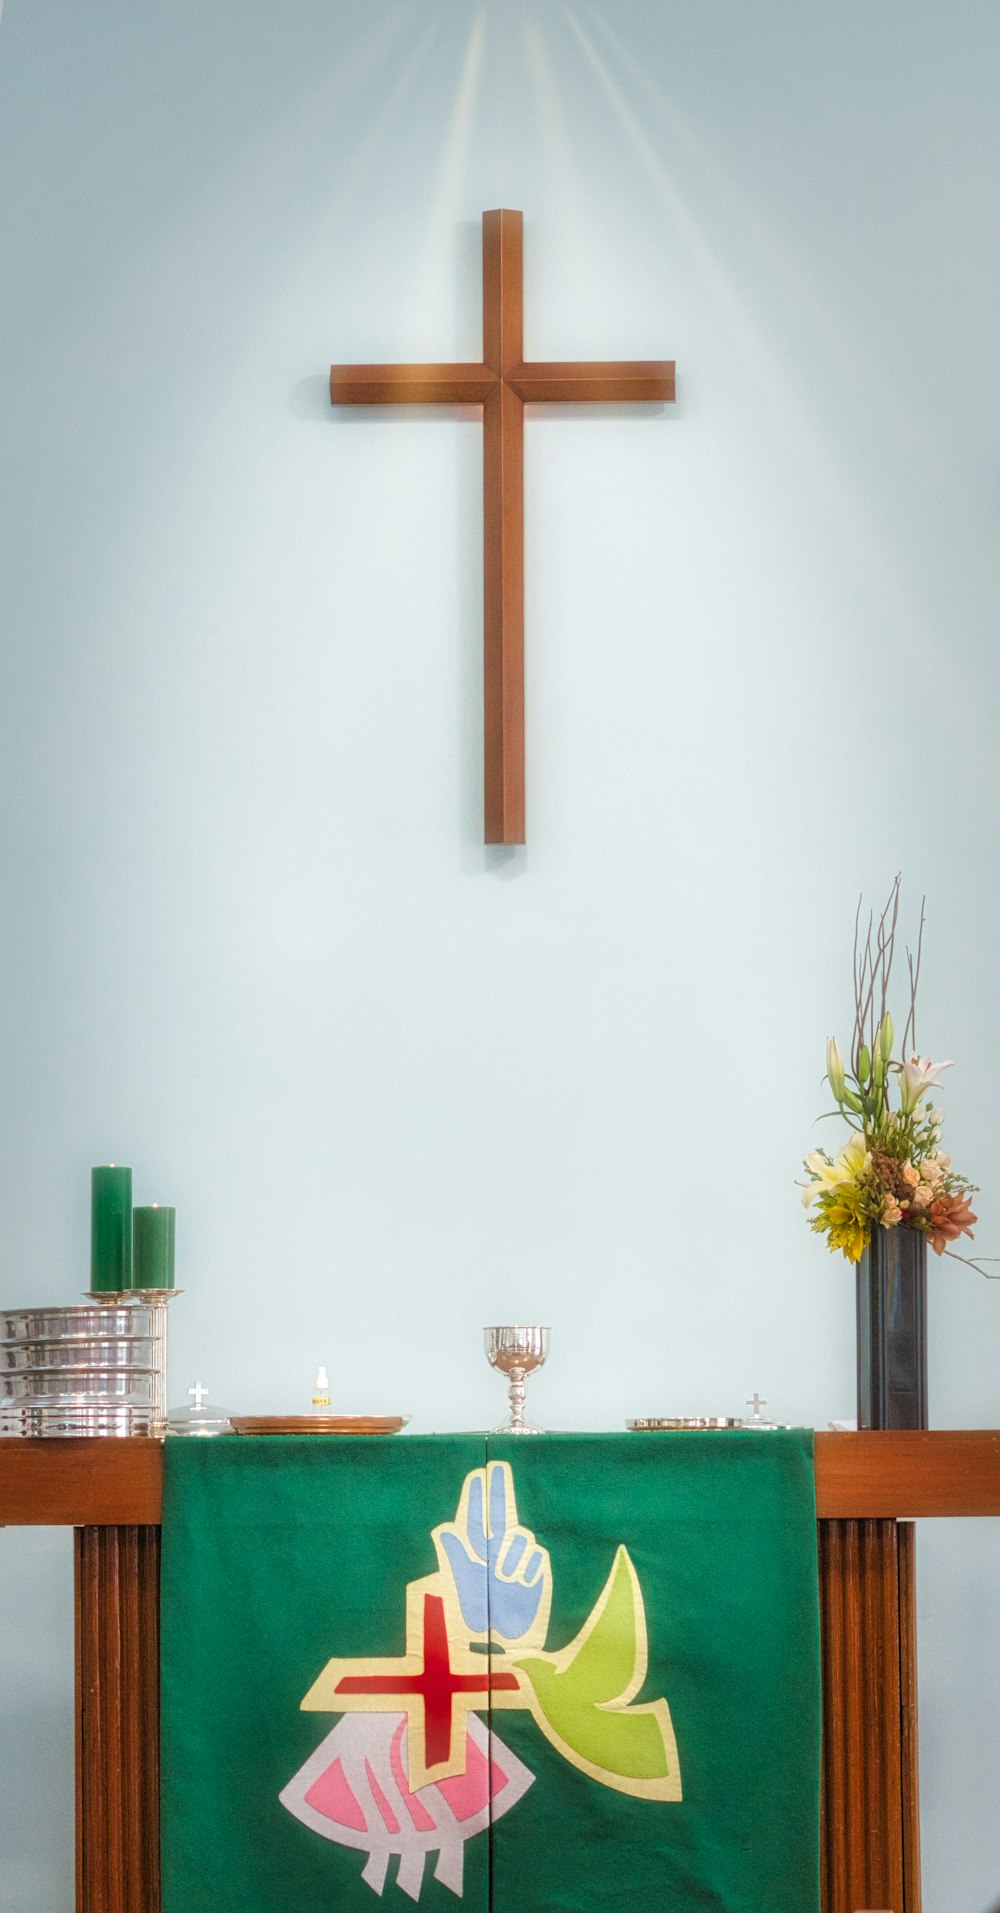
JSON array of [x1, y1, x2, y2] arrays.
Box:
[[161, 1431, 822, 1913]]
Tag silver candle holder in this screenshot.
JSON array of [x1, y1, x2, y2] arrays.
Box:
[[484, 1325, 550, 1434]]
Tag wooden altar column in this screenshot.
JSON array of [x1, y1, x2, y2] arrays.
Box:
[[75, 1527, 160, 1913], [819, 1519, 920, 1913]]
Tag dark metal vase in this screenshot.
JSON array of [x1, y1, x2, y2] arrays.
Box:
[[856, 1225, 928, 1429]]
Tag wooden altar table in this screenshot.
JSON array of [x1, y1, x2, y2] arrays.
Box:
[[4, 1430, 1000, 1913]]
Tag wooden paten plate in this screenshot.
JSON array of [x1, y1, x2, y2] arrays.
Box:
[[230, 1415, 409, 1436]]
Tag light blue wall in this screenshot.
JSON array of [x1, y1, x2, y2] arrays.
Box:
[[1, 1, 999, 1906]]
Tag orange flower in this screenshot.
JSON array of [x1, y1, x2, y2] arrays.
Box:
[[927, 1192, 978, 1255]]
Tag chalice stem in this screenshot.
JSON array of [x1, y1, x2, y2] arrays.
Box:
[[507, 1367, 527, 1431]]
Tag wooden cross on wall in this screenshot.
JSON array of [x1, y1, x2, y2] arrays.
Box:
[[330, 210, 675, 843]]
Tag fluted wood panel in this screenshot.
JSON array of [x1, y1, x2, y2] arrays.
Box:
[[898, 1523, 922, 1913], [75, 1526, 161, 1913], [819, 1517, 919, 1913]]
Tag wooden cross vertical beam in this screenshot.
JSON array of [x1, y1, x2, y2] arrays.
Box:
[[481, 210, 525, 842], [330, 210, 674, 843]]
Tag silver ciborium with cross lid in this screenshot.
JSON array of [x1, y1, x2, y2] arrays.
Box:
[[483, 1325, 550, 1434]]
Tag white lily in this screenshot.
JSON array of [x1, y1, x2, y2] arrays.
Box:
[[800, 1132, 869, 1208], [895, 1053, 954, 1114], [825, 1036, 847, 1103]]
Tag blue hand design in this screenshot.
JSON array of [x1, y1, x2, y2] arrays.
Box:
[[437, 1463, 549, 1643]]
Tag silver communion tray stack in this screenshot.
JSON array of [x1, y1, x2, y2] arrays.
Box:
[[1, 1302, 169, 1437]]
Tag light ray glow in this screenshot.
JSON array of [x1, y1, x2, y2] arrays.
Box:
[[523, 11, 584, 233], [426, 10, 488, 241], [410, 8, 488, 349], [66, 5, 417, 369], [562, 2, 934, 644], [582, 4, 943, 481]]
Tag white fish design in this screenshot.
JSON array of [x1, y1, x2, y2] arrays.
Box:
[[280, 1712, 533, 1901]]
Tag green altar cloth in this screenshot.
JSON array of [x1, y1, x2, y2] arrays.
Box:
[[161, 1431, 821, 1913]]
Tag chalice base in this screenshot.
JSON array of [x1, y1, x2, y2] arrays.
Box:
[[493, 1416, 542, 1435]]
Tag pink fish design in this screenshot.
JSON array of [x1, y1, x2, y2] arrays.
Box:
[[280, 1713, 533, 1900]]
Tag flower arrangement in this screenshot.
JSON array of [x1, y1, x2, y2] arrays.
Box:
[[801, 878, 985, 1268]]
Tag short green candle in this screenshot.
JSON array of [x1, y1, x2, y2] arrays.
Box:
[[132, 1204, 175, 1290], [91, 1165, 133, 1293]]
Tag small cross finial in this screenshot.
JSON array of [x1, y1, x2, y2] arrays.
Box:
[[188, 1381, 209, 1412], [746, 1392, 766, 1420]]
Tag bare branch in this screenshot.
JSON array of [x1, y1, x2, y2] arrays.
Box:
[[851, 895, 863, 1078], [855, 908, 880, 1074], [848, 877, 903, 1110], [902, 897, 925, 1060], [943, 1248, 1000, 1278], [878, 877, 900, 1031]]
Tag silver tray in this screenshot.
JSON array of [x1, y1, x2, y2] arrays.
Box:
[[2, 1338, 158, 1373], [1, 1304, 160, 1343], [626, 1416, 744, 1431], [3, 1369, 158, 1405], [1, 1405, 157, 1437]]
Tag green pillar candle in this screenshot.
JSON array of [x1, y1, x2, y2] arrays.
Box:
[[132, 1204, 176, 1290], [91, 1164, 133, 1293]]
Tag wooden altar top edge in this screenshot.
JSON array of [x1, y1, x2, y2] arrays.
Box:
[[2, 1430, 1000, 1525]]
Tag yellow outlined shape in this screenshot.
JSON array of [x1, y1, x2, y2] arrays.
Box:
[[300, 1467, 682, 1803]]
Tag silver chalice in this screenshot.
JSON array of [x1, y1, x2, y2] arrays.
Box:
[[484, 1325, 550, 1434]]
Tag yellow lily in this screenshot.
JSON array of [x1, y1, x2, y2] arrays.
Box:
[[821, 1186, 869, 1262], [800, 1131, 868, 1209]]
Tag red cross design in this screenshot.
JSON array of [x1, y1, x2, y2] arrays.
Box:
[[334, 1592, 519, 1771]]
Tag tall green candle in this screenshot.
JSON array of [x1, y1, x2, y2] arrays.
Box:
[[132, 1204, 175, 1290], [91, 1164, 133, 1293]]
